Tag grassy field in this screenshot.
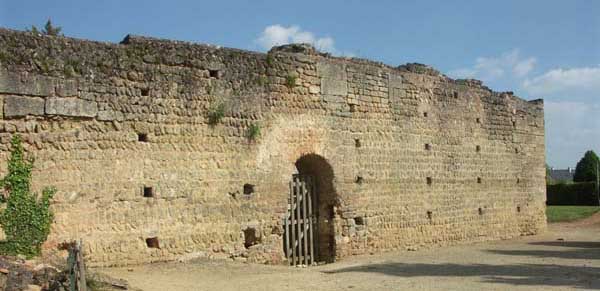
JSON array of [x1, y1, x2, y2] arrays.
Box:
[[546, 206, 600, 223]]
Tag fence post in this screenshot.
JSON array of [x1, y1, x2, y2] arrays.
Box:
[[78, 239, 87, 291], [596, 161, 599, 206], [68, 246, 76, 291], [68, 240, 87, 291]]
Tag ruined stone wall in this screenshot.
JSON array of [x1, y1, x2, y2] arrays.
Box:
[[0, 28, 546, 266]]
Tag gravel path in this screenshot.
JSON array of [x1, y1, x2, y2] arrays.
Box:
[[101, 217, 600, 291]]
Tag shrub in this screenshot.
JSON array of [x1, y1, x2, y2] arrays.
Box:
[[42, 19, 62, 36], [247, 123, 261, 141], [266, 54, 274, 66], [285, 75, 297, 88], [207, 103, 225, 125], [0, 135, 56, 257], [547, 182, 599, 206], [28, 19, 63, 36]]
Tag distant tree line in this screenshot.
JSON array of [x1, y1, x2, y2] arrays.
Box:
[[547, 150, 600, 206]]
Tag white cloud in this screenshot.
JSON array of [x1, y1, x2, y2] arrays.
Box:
[[523, 66, 600, 97], [545, 101, 600, 167], [449, 49, 536, 81], [256, 24, 336, 53]]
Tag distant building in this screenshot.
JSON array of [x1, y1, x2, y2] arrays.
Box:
[[549, 167, 575, 182]]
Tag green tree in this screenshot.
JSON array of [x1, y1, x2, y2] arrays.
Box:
[[573, 150, 600, 182], [42, 19, 62, 36], [28, 18, 62, 36], [0, 135, 56, 257]]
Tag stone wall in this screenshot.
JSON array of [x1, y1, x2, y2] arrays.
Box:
[[0, 28, 546, 266]]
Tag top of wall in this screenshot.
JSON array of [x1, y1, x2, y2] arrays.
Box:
[[0, 27, 543, 116]]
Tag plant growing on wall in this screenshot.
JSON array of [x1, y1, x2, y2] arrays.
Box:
[[285, 74, 297, 88], [207, 102, 226, 125], [0, 135, 56, 258], [28, 19, 63, 36], [247, 123, 261, 141]]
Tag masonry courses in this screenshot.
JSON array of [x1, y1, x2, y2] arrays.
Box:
[[0, 28, 546, 266]]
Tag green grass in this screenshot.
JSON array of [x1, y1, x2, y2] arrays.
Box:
[[546, 206, 600, 223]]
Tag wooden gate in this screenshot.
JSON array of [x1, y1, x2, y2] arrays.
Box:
[[284, 174, 317, 266]]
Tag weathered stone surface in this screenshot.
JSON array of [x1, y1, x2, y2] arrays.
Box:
[[54, 79, 78, 97], [0, 70, 53, 96], [45, 97, 98, 117], [97, 109, 124, 121], [0, 28, 546, 267], [3, 95, 45, 117], [318, 62, 347, 96]]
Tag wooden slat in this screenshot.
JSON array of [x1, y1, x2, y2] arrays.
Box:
[[307, 175, 315, 265], [295, 177, 302, 266], [291, 179, 296, 265], [302, 178, 309, 266], [285, 181, 291, 263], [78, 240, 87, 291], [312, 175, 318, 264]]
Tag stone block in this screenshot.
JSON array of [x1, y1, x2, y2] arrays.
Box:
[[45, 97, 98, 117], [55, 79, 78, 97], [322, 79, 347, 96], [0, 70, 53, 96], [97, 109, 124, 121], [318, 62, 347, 96], [4, 95, 45, 118]]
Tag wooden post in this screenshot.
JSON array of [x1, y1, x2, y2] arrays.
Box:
[[290, 178, 296, 265], [78, 239, 87, 291], [312, 176, 319, 263], [68, 246, 76, 291], [295, 177, 302, 265], [302, 178, 309, 266], [596, 161, 600, 206], [285, 182, 291, 263], [307, 176, 315, 265]]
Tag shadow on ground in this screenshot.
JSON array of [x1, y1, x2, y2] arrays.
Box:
[[528, 241, 600, 249], [486, 240, 600, 260], [323, 262, 600, 289]]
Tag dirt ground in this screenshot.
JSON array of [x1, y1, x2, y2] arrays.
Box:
[[101, 216, 600, 291]]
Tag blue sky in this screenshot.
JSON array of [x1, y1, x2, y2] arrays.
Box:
[[1, 0, 598, 167]]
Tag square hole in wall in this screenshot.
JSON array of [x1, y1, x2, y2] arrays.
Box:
[[476, 145, 481, 152], [512, 121, 517, 127], [423, 112, 429, 118], [517, 206, 521, 213], [146, 237, 159, 248], [141, 88, 150, 96], [349, 104, 357, 112], [355, 176, 364, 184], [138, 133, 149, 142], [143, 186, 155, 198], [209, 69, 220, 78], [426, 177, 432, 185], [243, 227, 259, 249], [453, 91, 459, 98], [476, 118, 481, 124], [355, 216, 365, 225], [355, 138, 361, 148], [243, 184, 255, 195], [477, 177, 482, 184], [425, 143, 432, 151], [426, 211, 433, 220], [478, 208, 484, 215]]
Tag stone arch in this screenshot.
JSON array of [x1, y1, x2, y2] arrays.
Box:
[[294, 153, 338, 263]]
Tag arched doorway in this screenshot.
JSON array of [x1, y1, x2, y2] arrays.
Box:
[[283, 154, 337, 265]]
